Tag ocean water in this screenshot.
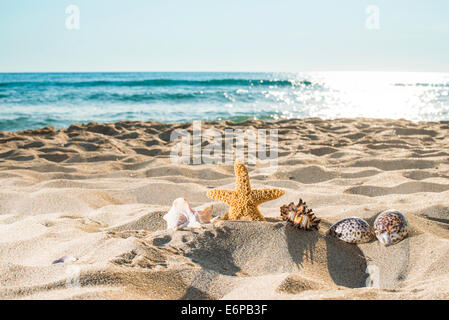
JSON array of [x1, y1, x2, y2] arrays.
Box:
[[1, 72, 449, 131]]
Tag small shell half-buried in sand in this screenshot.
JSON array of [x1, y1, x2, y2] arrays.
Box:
[[374, 209, 408, 246], [52, 255, 78, 264], [327, 217, 375, 243]]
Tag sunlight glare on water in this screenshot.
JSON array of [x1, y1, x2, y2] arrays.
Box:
[[271, 71, 449, 121]]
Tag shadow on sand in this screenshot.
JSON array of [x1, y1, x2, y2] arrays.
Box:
[[324, 235, 369, 288], [179, 220, 370, 299]]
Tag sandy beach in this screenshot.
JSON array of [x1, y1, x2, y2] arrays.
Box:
[[0, 118, 448, 300]]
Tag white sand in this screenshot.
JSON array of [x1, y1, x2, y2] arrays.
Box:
[[0, 118, 448, 299]]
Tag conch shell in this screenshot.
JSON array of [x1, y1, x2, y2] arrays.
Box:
[[163, 198, 214, 230], [280, 198, 321, 230]]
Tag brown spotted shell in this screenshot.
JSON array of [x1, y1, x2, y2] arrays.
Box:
[[280, 199, 320, 230], [327, 217, 375, 243], [374, 210, 408, 246]]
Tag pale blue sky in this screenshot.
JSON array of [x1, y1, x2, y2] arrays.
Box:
[[0, 0, 448, 72]]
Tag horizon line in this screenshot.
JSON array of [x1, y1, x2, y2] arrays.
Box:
[[1, 70, 449, 74]]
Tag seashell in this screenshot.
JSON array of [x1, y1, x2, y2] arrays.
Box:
[[374, 209, 408, 246], [327, 217, 375, 243], [163, 198, 214, 230], [196, 205, 214, 224], [280, 199, 320, 230], [52, 255, 78, 264]]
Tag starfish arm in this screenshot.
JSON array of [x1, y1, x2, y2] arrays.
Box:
[[234, 161, 252, 194], [250, 188, 285, 205], [207, 189, 237, 205]]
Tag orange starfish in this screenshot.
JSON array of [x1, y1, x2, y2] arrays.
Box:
[[207, 161, 285, 221]]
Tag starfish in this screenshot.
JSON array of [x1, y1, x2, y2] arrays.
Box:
[[207, 161, 285, 221]]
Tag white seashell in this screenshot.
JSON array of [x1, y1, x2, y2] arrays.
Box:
[[163, 198, 214, 230], [374, 209, 408, 246]]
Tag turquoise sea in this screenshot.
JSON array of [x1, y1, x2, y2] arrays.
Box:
[[1, 72, 449, 131]]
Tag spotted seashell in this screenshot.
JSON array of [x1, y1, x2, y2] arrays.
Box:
[[374, 210, 408, 246], [327, 217, 375, 243], [280, 199, 320, 230], [163, 198, 214, 230]]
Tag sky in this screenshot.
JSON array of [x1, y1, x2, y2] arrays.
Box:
[[0, 0, 448, 72]]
